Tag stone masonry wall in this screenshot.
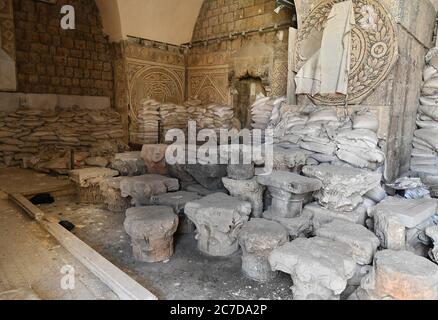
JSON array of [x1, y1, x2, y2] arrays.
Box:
[[188, 0, 293, 105], [12, 0, 114, 100]]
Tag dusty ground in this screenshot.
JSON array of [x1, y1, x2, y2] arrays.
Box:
[[41, 197, 293, 300], [0, 200, 118, 300]]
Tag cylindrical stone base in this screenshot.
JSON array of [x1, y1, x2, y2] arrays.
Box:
[[242, 254, 277, 282], [197, 236, 239, 257], [131, 236, 174, 263]]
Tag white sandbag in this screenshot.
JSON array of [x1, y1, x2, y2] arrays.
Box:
[[352, 111, 379, 132], [307, 109, 338, 123], [424, 65, 438, 81]]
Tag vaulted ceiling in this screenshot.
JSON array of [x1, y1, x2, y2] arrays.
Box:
[[95, 0, 204, 45]]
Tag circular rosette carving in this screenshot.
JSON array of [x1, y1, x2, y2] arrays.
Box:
[[295, 0, 398, 105]]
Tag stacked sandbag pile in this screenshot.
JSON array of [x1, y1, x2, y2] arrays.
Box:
[[131, 99, 160, 144], [411, 48, 438, 180], [186, 101, 235, 130], [0, 107, 126, 170], [270, 106, 385, 171], [251, 95, 286, 130], [159, 103, 188, 139]]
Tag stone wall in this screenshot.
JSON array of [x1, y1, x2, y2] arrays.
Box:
[[188, 0, 293, 105], [113, 40, 186, 144], [12, 0, 114, 100]]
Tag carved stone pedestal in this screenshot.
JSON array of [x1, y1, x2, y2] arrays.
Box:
[[99, 177, 131, 213], [222, 177, 265, 218], [150, 191, 201, 234], [185, 193, 251, 256], [238, 219, 289, 282], [257, 171, 322, 220], [124, 206, 179, 263]]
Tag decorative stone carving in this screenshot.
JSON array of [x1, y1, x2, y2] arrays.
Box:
[[150, 191, 202, 234], [222, 177, 265, 218], [351, 250, 438, 300], [109, 152, 146, 177], [302, 164, 382, 212], [69, 168, 119, 204], [294, 0, 398, 105], [188, 66, 230, 104], [124, 206, 179, 263], [185, 164, 228, 192], [120, 174, 179, 206], [141, 144, 168, 175], [99, 177, 131, 213], [185, 193, 251, 257], [316, 220, 380, 265], [257, 171, 322, 220], [238, 219, 289, 282], [269, 237, 357, 300]]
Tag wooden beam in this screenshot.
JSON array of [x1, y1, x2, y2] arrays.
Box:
[[10, 193, 157, 301]]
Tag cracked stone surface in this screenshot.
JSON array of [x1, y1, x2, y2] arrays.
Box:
[[316, 220, 380, 265], [351, 250, 438, 300], [98, 176, 132, 213], [109, 151, 146, 176], [426, 226, 438, 263], [304, 202, 367, 230], [124, 206, 179, 263], [369, 197, 437, 252], [302, 164, 381, 211], [238, 218, 289, 282], [150, 191, 202, 234], [257, 171, 322, 219], [185, 193, 251, 257], [222, 177, 265, 217], [120, 174, 179, 206], [269, 237, 356, 300]]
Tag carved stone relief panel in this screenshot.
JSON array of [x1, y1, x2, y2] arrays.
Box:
[[295, 0, 398, 105], [187, 66, 230, 104], [0, 0, 16, 91]]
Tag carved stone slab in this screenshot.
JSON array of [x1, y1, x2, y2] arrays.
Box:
[[295, 0, 398, 105]]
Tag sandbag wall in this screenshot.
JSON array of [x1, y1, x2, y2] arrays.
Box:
[[0, 107, 125, 170], [270, 105, 385, 171]]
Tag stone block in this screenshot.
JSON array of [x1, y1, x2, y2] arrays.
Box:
[[316, 220, 380, 265], [150, 191, 201, 234], [119, 174, 179, 206], [352, 250, 438, 300], [222, 177, 265, 217], [269, 237, 356, 300], [302, 164, 382, 211]]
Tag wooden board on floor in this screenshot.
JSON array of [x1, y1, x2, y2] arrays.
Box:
[[10, 194, 157, 301]]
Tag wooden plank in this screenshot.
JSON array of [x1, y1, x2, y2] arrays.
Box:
[[9, 193, 45, 221], [10, 194, 157, 301], [287, 27, 298, 105]]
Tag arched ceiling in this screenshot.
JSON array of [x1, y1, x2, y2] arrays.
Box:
[[96, 0, 204, 45]]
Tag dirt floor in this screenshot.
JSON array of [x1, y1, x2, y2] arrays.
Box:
[[0, 200, 118, 300], [40, 197, 293, 300]]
